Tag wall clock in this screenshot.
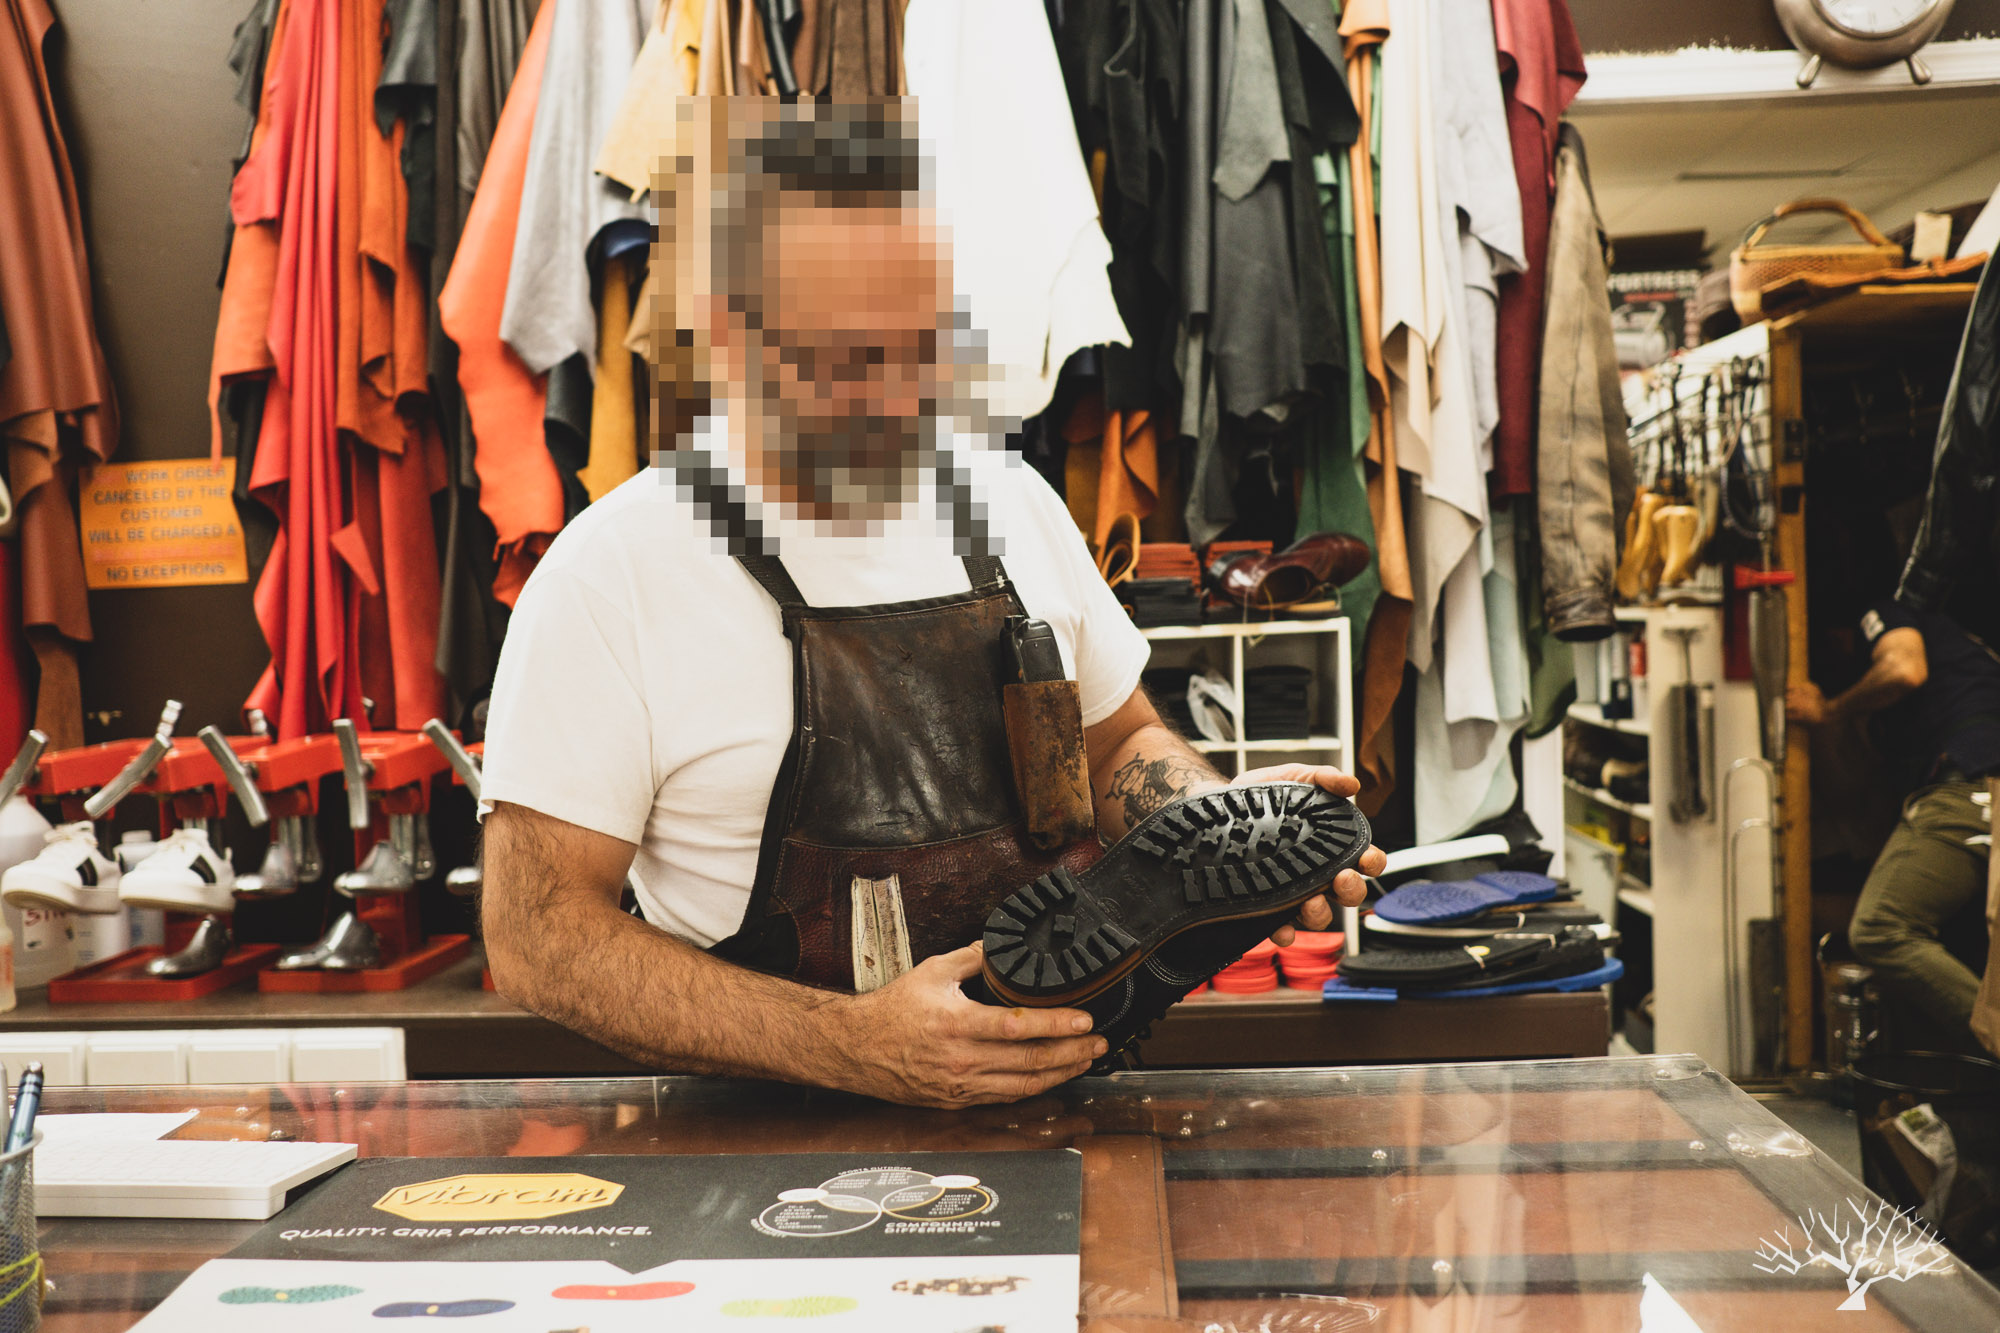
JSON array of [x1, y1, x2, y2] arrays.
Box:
[[1774, 0, 1958, 86]]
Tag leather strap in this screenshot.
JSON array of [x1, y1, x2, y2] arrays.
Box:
[[659, 448, 776, 558], [934, 449, 1000, 559], [660, 445, 1007, 605], [1739, 197, 1894, 249], [737, 552, 1006, 609], [964, 554, 1005, 589], [738, 553, 807, 607]]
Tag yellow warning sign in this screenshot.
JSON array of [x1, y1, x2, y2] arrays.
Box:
[[80, 459, 250, 590]]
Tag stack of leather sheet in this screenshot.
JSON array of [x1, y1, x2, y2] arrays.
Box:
[[1363, 899, 1604, 944], [1135, 543, 1201, 585], [1203, 539, 1273, 569], [1243, 665, 1311, 739], [1336, 924, 1608, 992], [1341, 867, 1610, 993], [1121, 580, 1202, 626]]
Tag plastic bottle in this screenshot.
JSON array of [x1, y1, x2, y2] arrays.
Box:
[[0, 794, 52, 990], [72, 902, 131, 967], [0, 908, 14, 1013], [12, 904, 73, 987], [117, 831, 168, 949]]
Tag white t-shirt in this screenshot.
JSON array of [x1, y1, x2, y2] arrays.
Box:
[[479, 428, 1151, 949]]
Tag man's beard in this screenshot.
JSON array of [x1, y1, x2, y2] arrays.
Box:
[[758, 387, 930, 521]]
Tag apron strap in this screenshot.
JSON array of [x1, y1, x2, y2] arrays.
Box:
[[664, 443, 1009, 606], [963, 554, 1006, 589], [658, 448, 775, 558], [935, 449, 1000, 559], [737, 553, 807, 608], [736, 552, 1007, 608]]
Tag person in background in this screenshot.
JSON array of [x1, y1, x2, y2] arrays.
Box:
[[1789, 600, 1998, 1053]]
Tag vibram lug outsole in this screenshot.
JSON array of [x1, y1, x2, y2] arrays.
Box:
[[980, 783, 1369, 1006]]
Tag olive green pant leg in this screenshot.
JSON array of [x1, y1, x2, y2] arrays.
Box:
[[1849, 782, 1991, 1044]]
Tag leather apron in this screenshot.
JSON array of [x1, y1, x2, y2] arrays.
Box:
[[711, 549, 1103, 990]]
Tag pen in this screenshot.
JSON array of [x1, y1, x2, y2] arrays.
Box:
[[4, 1064, 41, 1154]]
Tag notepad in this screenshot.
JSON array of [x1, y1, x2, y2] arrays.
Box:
[[32, 1115, 356, 1220]]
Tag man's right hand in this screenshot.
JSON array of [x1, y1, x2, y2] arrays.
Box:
[[836, 943, 1105, 1109]]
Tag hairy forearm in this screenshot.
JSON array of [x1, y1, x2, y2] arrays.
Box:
[[1092, 722, 1227, 838], [1828, 659, 1920, 723], [487, 880, 855, 1089]]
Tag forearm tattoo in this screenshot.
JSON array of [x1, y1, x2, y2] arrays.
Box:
[[1107, 752, 1215, 826]]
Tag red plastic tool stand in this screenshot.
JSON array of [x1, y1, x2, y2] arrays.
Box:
[[255, 878, 473, 994], [257, 733, 464, 994], [49, 911, 284, 1002], [357, 732, 451, 794], [1732, 565, 1797, 591], [141, 736, 260, 824], [256, 932, 472, 994], [26, 738, 149, 823], [239, 734, 343, 813]]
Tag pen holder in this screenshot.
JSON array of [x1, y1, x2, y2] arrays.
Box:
[[0, 1132, 41, 1333]]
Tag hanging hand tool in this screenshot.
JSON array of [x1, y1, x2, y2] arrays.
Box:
[[1661, 625, 1713, 823], [1735, 565, 1797, 768]]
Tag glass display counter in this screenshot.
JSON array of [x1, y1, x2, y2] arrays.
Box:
[[37, 1055, 2000, 1330]]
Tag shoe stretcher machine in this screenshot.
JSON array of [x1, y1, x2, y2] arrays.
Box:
[[23, 703, 285, 1000], [421, 721, 490, 987], [229, 709, 342, 901], [259, 719, 469, 992]]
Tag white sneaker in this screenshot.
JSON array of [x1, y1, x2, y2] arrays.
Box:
[[118, 827, 236, 914], [1, 821, 121, 915]]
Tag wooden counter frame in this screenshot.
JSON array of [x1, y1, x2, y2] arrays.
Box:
[[4, 952, 1610, 1077], [1765, 282, 1979, 1070]]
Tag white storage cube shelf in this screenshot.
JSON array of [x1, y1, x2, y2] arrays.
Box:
[[1138, 617, 1355, 777], [0, 1028, 406, 1085]]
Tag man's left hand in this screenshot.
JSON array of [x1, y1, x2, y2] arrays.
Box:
[[1231, 763, 1388, 944]]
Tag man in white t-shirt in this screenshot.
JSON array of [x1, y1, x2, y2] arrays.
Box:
[[479, 102, 1382, 1108]]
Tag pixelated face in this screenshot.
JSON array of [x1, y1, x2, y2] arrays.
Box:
[[729, 198, 948, 523]]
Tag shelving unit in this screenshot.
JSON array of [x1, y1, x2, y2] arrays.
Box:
[[1563, 599, 1773, 1078], [1567, 701, 1649, 737], [1616, 878, 1656, 919], [1562, 775, 1652, 821], [1140, 617, 1353, 777]]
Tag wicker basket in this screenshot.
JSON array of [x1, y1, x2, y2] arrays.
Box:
[[1729, 199, 1903, 324]]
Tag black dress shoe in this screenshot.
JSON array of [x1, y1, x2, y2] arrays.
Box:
[[967, 783, 1371, 1066]]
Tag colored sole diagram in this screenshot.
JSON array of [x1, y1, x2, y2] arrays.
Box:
[[892, 1276, 1028, 1296], [720, 1296, 861, 1318], [551, 1281, 695, 1300], [219, 1284, 364, 1305], [373, 1299, 517, 1317]]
